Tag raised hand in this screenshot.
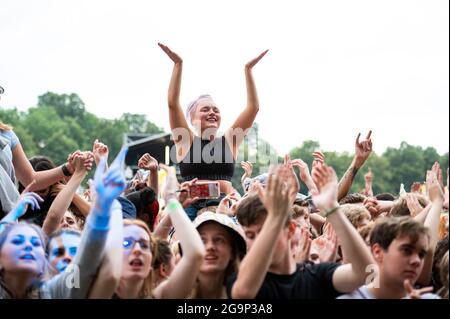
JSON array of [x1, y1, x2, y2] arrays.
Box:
[[177, 179, 201, 208], [426, 170, 444, 204], [3, 181, 43, 222], [363, 197, 380, 218], [364, 168, 373, 184], [403, 279, 434, 299], [158, 43, 182, 64], [93, 146, 128, 209], [312, 151, 325, 165], [71, 151, 91, 175], [93, 139, 109, 166], [138, 153, 159, 171], [217, 192, 240, 217], [294, 227, 312, 263], [354, 131, 373, 168], [431, 162, 445, 192], [241, 161, 253, 180], [312, 223, 339, 263], [405, 193, 424, 217], [311, 151, 325, 178], [245, 50, 269, 70], [311, 164, 339, 212], [282, 155, 300, 201], [68, 150, 94, 173], [290, 158, 312, 183], [258, 166, 291, 222]]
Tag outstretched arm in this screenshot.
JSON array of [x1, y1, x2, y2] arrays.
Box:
[[158, 43, 192, 146], [137, 153, 159, 194], [153, 167, 205, 299], [0, 182, 42, 233], [41, 147, 128, 299], [226, 50, 268, 156], [12, 144, 75, 192], [42, 153, 90, 236], [417, 167, 444, 285], [291, 158, 318, 194], [311, 164, 375, 293], [232, 166, 293, 299], [88, 200, 124, 298], [337, 131, 373, 201]]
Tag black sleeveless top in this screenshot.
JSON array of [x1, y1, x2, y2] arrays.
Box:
[[178, 135, 235, 182]]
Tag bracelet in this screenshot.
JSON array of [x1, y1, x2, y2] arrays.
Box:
[[324, 206, 340, 218], [61, 164, 73, 177], [167, 199, 182, 211]]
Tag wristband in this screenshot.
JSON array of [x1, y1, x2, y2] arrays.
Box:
[[324, 206, 340, 218], [61, 164, 73, 177], [167, 199, 182, 211]]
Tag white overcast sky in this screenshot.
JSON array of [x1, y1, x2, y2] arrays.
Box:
[[0, 0, 448, 156]]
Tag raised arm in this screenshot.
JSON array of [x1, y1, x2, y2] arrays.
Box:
[[137, 153, 159, 194], [226, 50, 268, 155], [291, 158, 318, 194], [232, 166, 292, 299], [88, 199, 124, 298], [12, 144, 74, 192], [337, 131, 373, 201], [42, 153, 89, 236], [93, 139, 109, 171], [364, 168, 374, 197], [40, 147, 128, 299], [417, 167, 444, 285], [310, 164, 375, 293], [158, 43, 192, 145], [0, 182, 42, 233], [153, 167, 205, 299]]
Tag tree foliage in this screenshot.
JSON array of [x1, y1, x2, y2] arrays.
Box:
[[1, 92, 447, 195], [1, 92, 163, 166]]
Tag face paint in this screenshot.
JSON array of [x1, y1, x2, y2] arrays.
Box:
[[0, 225, 46, 276], [121, 225, 153, 281], [48, 233, 81, 273]]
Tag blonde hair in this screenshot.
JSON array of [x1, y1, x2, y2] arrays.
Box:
[[340, 204, 371, 229], [0, 122, 12, 131], [122, 219, 158, 298], [0, 222, 52, 298], [390, 195, 429, 217]]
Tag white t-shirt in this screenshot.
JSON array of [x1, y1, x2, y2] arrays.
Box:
[[337, 285, 441, 299]]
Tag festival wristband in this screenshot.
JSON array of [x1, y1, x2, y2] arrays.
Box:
[[324, 206, 340, 218]]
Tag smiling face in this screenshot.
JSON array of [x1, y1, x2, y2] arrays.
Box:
[[48, 232, 81, 273], [190, 97, 221, 133], [198, 222, 233, 274], [121, 225, 153, 282], [373, 234, 429, 287], [0, 225, 46, 276]]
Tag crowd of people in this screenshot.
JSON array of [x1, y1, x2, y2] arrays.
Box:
[[0, 45, 448, 299]]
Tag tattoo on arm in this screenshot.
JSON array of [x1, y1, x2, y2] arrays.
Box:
[[340, 165, 359, 184], [350, 166, 359, 181]]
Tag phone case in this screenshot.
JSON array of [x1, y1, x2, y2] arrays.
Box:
[[190, 182, 220, 199]]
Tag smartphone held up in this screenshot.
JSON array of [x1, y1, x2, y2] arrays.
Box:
[[189, 181, 220, 200]]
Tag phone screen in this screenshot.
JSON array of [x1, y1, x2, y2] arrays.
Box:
[[189, 182, 220, 199]]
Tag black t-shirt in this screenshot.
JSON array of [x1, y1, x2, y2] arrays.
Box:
[[226, 262, 342, 299]]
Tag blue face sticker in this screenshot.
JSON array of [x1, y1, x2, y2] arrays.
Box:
[[48, 233, 81, 273], [5, 226, 46, 274]]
